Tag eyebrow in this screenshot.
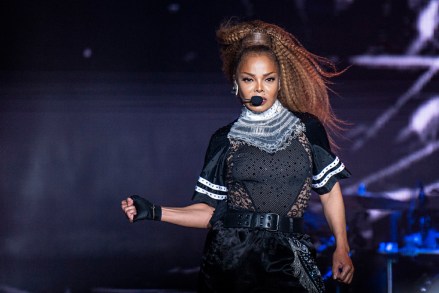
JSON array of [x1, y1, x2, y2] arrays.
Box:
[[240, 72, 277, 77]]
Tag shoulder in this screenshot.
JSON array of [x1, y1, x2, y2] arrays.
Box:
[[204, 122, 234, 156], [201, 122, 233, 165], [211, 122, 234, 139], [208, 122, 233, 146], [293, 112, 324, 132], [293, 112, 330, 150]]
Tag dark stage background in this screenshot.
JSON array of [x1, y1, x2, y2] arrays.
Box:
[[1, 1, 438, 292]]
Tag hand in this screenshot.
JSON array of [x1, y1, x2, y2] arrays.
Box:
[[121, 197, 137, 223], [332, 248, 354, 284], [130, 195, 162, 222]]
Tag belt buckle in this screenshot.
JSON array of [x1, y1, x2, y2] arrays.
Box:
[[258, 213, 279, 231]]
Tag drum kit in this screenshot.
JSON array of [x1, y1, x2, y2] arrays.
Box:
[[347, 186, 439, 293], [305, 182, 439, 293], [349, 189, 439, 253]]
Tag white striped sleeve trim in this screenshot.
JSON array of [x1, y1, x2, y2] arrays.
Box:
[[195, 186, 227, 200], [198, 177, 228, 192], [312, 163, 345, 188], [312, 157, 340, 181]]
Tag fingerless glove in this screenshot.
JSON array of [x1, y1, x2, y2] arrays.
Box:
[[130, 195, 162, 222]]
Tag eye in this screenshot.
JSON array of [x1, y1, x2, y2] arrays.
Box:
[[242, 77, 253, 82], [266, 77, 276, 82]]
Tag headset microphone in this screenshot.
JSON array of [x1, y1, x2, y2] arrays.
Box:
[[250, 96, 263, 106], [241, 96, 264, 106]]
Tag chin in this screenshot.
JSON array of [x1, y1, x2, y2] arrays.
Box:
[[249, 106, 269, 113], [243, 97, 276, 112]]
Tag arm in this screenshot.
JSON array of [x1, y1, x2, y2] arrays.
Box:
[[161, 204, 215, 228], [121, 197, 215, 229], [319, 182, 354, 284]]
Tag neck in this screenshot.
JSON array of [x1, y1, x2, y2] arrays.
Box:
[[242, 100, 283, 121]]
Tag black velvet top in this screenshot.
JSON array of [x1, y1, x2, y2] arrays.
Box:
[[192, 112, 351, 220]]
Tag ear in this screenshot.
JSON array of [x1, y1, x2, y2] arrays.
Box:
[[233, 79, 239, 96]]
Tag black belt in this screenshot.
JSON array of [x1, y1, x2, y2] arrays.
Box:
[[223, 211, 303, 233]]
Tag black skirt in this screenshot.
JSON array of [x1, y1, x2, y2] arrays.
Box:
[[198, 221, 325, 293]]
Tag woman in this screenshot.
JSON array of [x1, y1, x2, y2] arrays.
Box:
[[121, 20, 354, 292]]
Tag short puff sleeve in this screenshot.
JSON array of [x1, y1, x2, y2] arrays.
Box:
[[298, 113, 351, 195], [191, 124, 231, 208]]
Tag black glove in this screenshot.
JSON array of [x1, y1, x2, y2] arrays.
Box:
[[130, 195, 162, 222]]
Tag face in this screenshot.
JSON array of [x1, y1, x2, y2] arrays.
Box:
[[236, 53, 280, 112]]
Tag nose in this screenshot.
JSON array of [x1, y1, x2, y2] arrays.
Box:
[[255, 81, 264, 93]]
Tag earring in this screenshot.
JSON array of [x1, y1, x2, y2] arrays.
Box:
[[232, 80, 239, 96]]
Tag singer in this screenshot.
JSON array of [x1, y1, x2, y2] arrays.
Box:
[[121, 19, 354, 292]]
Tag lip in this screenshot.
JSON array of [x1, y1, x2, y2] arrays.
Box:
[[251, 98, 267, 107], [246, 96, 267, 107]]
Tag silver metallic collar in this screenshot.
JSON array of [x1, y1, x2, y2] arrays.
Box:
[[228, 100, 305, 153]]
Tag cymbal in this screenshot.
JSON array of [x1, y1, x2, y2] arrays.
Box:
[[344, 195, 409, 210], [399, 247, 439, 256]]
